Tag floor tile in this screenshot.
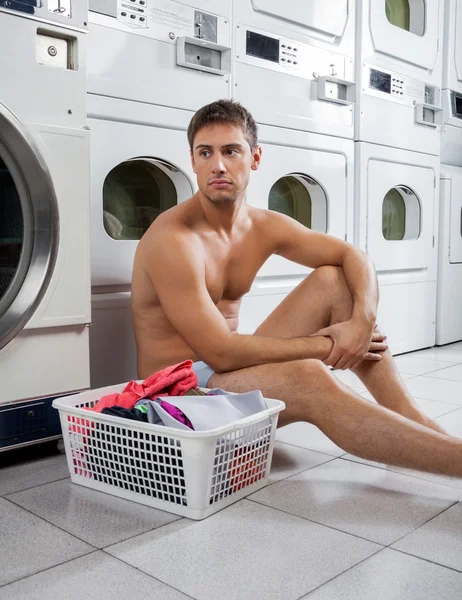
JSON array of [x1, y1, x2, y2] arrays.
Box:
[[0, 453, 69, 496], [428, 363, 462, 383], [106, 500, 380, 600], [392, 503, 462, 572], [404, 376, 462, 405], [435, 408, 462, 437], [342, 453, 462, 492], [392, 355, 457, 375], [360, 391, 460, 419], [331, 370, 367, 390], [249, 459, 460, 545], [408, 345, 462, 363], [268, 442, 334, 483], [0, 497, 93, 586], [303, 548, 462, 599], [0, 551, 189, 600], [276, 422, 346, 457], [6, 479, 181, 548]]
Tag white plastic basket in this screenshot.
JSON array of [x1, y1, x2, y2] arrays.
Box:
[[53, 383, 285, 520]]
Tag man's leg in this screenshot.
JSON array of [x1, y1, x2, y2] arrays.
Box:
[[208, 360, 462, 477], [251, 266, 445, 434]]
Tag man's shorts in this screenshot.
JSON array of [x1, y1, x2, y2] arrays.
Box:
[[192, 360, 215, 388]]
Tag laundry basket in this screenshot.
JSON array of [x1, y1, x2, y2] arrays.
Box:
[[53, 384, 285, 520]]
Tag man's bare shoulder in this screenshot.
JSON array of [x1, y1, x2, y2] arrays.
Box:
[[135, 198, 204, 271]]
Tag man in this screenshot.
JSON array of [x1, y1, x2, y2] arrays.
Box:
[[132, 99, 462, 477]]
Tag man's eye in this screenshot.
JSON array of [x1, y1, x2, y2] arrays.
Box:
[[226, 149, 238, 156], [200, 151, 210, 157]]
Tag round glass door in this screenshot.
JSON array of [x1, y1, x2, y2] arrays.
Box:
[[269, 174, 328, 233], [0, 105, 58, 350], [103, 159, 190, 240], [0, 158, 24, 307], [382, 186, 421, 241]]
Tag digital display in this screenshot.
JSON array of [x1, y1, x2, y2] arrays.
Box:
[[369, 69, 391, 94], [246, 31, 280, 64]]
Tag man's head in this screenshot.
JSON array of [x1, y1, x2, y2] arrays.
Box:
[[188, 100, 261, 205]]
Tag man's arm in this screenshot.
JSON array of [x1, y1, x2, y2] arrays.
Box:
[[144, 231, 333, 373], [272, 212, 380, 369]]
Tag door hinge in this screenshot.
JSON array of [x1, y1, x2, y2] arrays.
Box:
[[432, 235, 435, 248], [434, 176, 437, 188]]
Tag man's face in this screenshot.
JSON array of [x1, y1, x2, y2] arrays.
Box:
[[190, 122, 261, 205]]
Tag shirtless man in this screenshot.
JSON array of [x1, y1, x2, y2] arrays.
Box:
[[132, 99, 462, 478]]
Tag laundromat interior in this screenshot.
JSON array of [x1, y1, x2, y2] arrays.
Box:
[[2, 1, 462, 598]]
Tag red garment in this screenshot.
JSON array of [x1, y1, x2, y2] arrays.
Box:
[[88, 360, 198, 413]]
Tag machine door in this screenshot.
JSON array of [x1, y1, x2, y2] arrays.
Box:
[[366, 159, 435, 272], [245, 143, 348, 278], [249, 0, 349, 42], [370, 0, 440, 71], [90, 117, 195, 287], [447, 170, 462, 264], [0, 103, 58, 351]]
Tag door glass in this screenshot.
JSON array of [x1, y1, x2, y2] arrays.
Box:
[[103, 160, 178, 240], [382, 186, 421, 241], [382, 189, 406, 240], [385, 0, 410, 31], [0, 157, 23, 305], [269, 176, 312, 228]]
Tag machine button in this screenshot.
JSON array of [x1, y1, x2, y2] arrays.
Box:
[[294, 47, 298, 51], [140, 0, 145, 3], [121, 11, 127, 16], [287, 60, 292, 63], [140, 16, 145, 21], [282, 44, 286, 48], [281, 58, 286, 61], [293, 61, 298, 65], [130, 13, 136, 18], [288, 46, 292, 50]]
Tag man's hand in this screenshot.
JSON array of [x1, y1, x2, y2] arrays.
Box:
[[311, 321, 388, 370]]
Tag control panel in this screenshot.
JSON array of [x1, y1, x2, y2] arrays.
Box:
[[363, 64, 443, 128], [0, 0, 87, 29], [237, 25, 350, 82]]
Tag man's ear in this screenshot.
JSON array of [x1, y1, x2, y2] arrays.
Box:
[[251, 145, 262, 171], [190, 149, 197, 174]]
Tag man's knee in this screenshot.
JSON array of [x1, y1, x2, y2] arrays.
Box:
[[314, 265, 345, 287], [289, 359, 338, 390]]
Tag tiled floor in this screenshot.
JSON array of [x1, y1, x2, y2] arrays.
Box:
[[3, 343, 462, 599]]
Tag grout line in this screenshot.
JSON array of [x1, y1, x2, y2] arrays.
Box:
[[274, 437, 347, 459], [2, 496, 99, 548], [245, 497, 386, 547], [385, 501, 460, 549], [102, 516, 185, 551], [0, 548, 100, 590], [0, 476, 70, 499], [390, 547, 462, 575], [100, 550, 197, 599], [338, 455, 462, 494], [295, 546, 385, 599]]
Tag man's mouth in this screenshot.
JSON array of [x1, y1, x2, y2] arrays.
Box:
[[209, 179, 232, 188]]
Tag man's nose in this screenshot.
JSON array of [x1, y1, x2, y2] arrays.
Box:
[[211, 156, 226, 173]]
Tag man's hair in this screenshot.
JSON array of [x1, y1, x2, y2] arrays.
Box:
[[187, 99, 258, 151]]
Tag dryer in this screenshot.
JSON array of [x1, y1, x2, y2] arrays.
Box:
[[355, 0, 444, 154], [232, 0, 356, 139], [88, 96, 196, 387], [436, 167, 462, 345], [355, 143, 439, 354], [0, 3, 91, 448], [240, 126, 354, 333], [87, 0, 232, 387]]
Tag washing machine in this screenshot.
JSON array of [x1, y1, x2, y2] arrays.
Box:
[[86, 0, 232, 387], [232, 0, 356, 139], [354, 143, 439, 354], [355, 0, 444, 154], [0, 3, 91, 449], [239, 126, 354, 333]]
